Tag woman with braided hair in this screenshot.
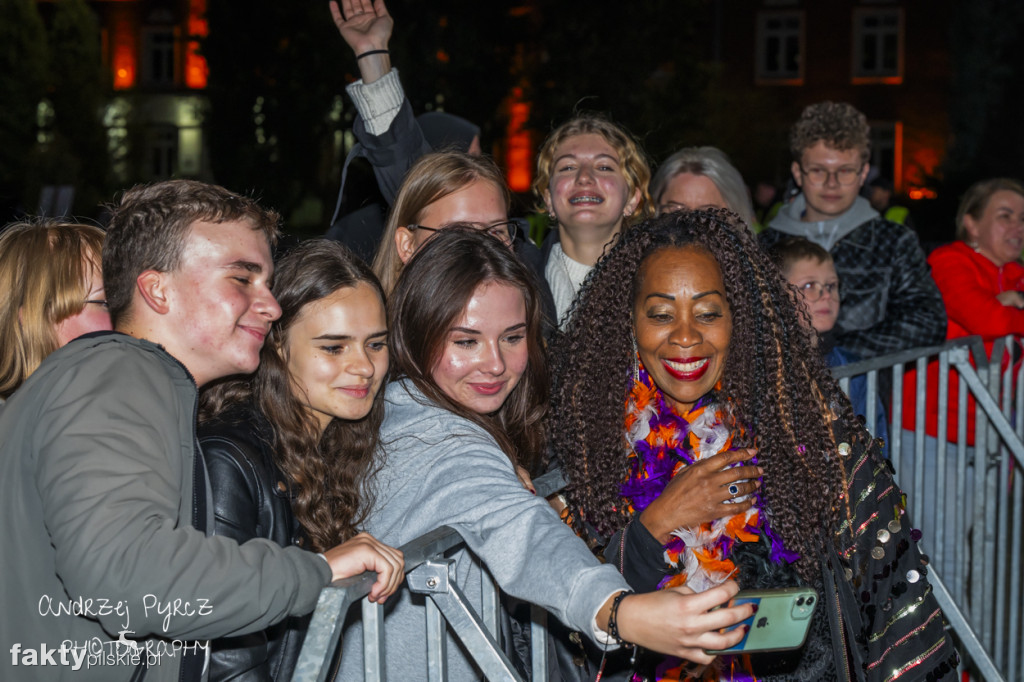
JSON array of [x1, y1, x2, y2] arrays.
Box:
[[548, 210, 958, 681]]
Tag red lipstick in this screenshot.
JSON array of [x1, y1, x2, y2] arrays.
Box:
[[662, 357, 710, 381]]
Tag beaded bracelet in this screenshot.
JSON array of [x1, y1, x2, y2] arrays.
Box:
[[607, 590, 635, 649]]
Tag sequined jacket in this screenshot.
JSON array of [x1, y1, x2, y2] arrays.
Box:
[[608, 428, 959, 682]]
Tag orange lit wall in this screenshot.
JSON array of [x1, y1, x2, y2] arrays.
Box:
[[186, 0, 209, 89], [109, 7, 136, 89], [902, 123, 944, 200], [505, 90, 532, 192]]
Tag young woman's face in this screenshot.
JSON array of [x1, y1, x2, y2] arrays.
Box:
[[431, 281, 529, 415], [633, 246, 732, 414], [543, 133, 640, 238], [54, 256, 112, 346], [396, 179, 509, 262], [283, 283, 388, 434]]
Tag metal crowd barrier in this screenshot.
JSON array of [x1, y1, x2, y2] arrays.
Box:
[[294, 336, 1022, 681], [292, 469, 567, 682], [832, 335, 1023, 682]]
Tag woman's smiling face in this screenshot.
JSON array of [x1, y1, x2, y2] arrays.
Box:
[[431, 280, 529, 415], [633, 246, 732, 413], [543, 133, 640, 238]]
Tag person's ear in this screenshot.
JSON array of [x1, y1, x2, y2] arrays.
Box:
[[136, 270, 170, 315], [963, 214, 981, 245], [542, 188, 555, 217], [857, 162, 871, 188], [395, 226, 417, 264], [791, 161, 803, 189]]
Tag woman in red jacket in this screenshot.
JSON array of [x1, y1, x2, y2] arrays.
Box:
[[906, 179, 1024, 439], [902, 177, 1024, 593]]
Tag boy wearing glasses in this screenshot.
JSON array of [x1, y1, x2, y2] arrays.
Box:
[[761, 101, 945, 359], [771, 236, 889, 455]]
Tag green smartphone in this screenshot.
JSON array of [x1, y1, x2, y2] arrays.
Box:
[[705, 587, 818, 655]]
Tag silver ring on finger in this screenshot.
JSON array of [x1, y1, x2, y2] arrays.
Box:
[[728, 483, 740, 497]]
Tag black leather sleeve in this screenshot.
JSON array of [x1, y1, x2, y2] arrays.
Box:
[[200, 431, 272, 682], [602, 520, 670, 593]]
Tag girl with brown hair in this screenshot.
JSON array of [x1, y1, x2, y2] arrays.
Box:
[[198, 239, 403, 680]]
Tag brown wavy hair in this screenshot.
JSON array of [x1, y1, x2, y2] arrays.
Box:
[[388, 227, 548, 471], [548, 209, 860, 581], [200, 239, 386, 552]]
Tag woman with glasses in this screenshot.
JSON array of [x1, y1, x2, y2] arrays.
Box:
[[0, 220, 111, 401], [372, 152, 555, 329]]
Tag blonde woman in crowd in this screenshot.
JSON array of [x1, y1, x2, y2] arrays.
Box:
[[0, 220, 111, 400]]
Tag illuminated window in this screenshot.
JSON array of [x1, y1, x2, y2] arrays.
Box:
[[852, 8, 903, 83], [142, 29, 177, 86], [756, 11, 804, 84]]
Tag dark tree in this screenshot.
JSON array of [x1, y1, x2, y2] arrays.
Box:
[[0, 0, 47, 219], [203, 0, 354, 232], [40, 0, 111, 216], [528, 0, 709, 165], [943, 1, 1024, 192]]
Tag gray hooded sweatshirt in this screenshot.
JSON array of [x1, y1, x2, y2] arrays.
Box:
[[338, 379, 626, 681], [767, 194, 879, 251]]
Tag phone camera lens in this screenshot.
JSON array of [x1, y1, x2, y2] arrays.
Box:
[[796, 597, 805, 605], [806, 596, 814, 605]]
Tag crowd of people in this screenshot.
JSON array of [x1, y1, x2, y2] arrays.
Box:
[[9, 0, 1024, 680]]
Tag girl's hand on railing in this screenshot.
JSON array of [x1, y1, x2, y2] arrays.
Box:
[[601, 581, 752, 664], [323, 532, 405, 603]]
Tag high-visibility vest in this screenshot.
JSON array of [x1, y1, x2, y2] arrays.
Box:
[[884, 205, 910, 225]]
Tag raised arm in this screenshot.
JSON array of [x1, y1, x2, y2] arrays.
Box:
[[329, 0, 392, 85], [328, 0, 430, 224]]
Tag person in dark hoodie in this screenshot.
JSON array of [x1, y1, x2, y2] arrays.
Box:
[[759, 102, 945, 359], [325, 0, 557, 330]]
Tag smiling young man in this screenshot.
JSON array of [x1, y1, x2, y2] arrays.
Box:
[[761, 102, 946, 358], [0, 180, 402, 681]]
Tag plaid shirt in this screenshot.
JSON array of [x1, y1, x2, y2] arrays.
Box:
[[761, 218, 947, 358]]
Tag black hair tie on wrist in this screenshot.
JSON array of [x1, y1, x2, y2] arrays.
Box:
[[608, 590, 635, 649], [356, 49, 389, 60]]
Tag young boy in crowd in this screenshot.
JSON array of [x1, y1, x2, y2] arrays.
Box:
[[771, 236, 889, 453]]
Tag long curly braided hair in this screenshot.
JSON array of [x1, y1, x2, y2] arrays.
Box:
[[548, 209, 859, 581]]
